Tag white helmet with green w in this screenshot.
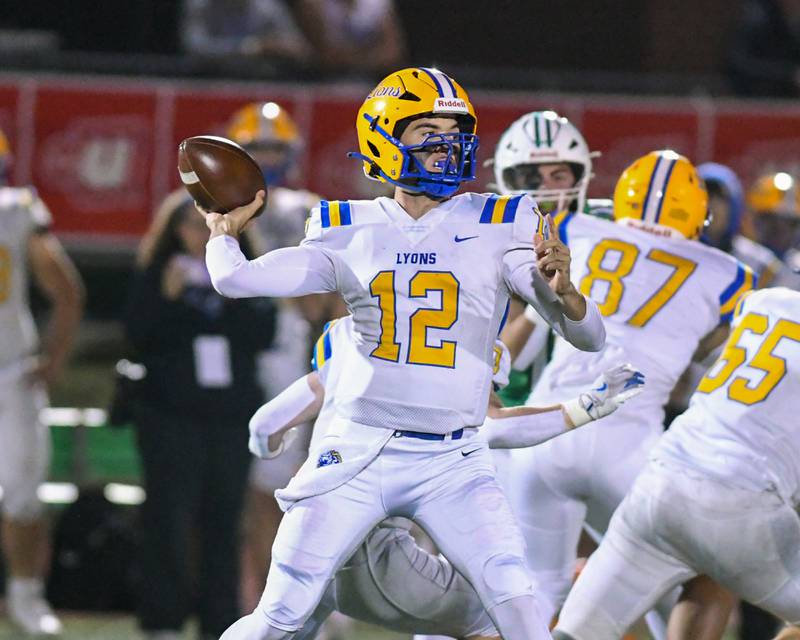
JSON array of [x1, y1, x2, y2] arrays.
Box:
[[493, 110, 596, 213]]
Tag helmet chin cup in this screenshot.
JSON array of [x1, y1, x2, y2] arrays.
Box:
[[347, 151, 461, 197]]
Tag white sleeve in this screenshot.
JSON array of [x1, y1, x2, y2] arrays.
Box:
[[206, 235, 337, 298], [249, 374, 319, 439], [513, 305, 550, 370], [483, 409, 566, 449], [502, 250, 605, 352]]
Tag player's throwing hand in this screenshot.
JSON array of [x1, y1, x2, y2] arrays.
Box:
[[198, 190, 265, 240], [534, 213, 574, 296]]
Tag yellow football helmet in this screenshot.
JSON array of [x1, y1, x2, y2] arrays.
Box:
[[226, 102, 301, 186], [746, 172, 800, 218], [351, 67, 478, 198], [613, 150, 708, 239]]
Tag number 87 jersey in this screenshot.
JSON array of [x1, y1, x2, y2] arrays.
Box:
[[534, 210, 754, 416]]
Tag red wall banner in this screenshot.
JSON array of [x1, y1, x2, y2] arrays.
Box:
[[3, 74, 800, 244]]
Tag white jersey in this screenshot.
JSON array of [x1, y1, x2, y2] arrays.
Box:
[[532, 213, 753, 417], [656, 287, 800, 505], [308, 314, 511, 450], [0, 187, 52, 368], [302, 193, 548, 433], [308, 315, 353, 449], [731, 234, 781, 286]]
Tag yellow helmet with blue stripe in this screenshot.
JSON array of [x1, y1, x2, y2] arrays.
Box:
[[226, 102, 301, 186], [613, 150, 708, 240], [351, 67, 478, 198], [746, 172, 800, 218]]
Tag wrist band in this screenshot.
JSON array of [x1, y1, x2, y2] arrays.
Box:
[[562, 395, 592, 428]]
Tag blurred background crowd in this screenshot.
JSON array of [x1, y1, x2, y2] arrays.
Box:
[[2, 0, 800, 639]]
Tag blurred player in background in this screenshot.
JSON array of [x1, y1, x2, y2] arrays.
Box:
[[554, 287, 800, 640], [745, 171, 800, 289], [246, 316, 641, 640], [494, 111, 599, 405], [501, 150, 754, 629], [491, 110, 596, 218], [699, 162, 781, 285], [0, 128, 85, 635], [667, 163, 781, 420], [203, 67, 605, 640], [225, 101, 346, 611]]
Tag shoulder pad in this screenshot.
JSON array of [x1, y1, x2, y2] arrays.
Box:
[[719, 261, 756, 323]]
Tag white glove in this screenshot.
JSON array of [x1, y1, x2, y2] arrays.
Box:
[[248, 427, 300, 459], [562, 363, 645, 428]]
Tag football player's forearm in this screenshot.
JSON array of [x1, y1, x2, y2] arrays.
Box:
[[249, 374, 323, 459], [42, 291, 83, 374], [484, 407, 568, 448], [206, 235, 336, 298], [249, 374, 322, 437], [558, 297, 605, 352], [504, 256, 601, 351]]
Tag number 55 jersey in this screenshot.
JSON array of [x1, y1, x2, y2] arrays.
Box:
[[656, 287, 800, 504], [531, 212, 754, 420]]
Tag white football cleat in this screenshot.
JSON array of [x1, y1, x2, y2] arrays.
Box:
[[7, 590, 63, 636]]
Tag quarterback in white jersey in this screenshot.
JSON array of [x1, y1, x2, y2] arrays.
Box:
[[501, 150, 754, 623], [555, 287, 800, 640], [203, 68, 604, 640], [247, 315, 641, 640], [0, 132, 84, 636]]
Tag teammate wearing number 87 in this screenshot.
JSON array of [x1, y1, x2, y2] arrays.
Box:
[[500, 150, 756, 625], [202, 67, 605, 640]]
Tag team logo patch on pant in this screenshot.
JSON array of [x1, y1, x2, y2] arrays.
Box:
[[317, 450, 342, 468]]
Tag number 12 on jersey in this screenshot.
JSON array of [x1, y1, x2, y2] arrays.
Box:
[[370, 270, 460, 368]]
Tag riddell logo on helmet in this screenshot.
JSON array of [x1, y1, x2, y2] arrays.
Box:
[[433, 98, 469, 114]]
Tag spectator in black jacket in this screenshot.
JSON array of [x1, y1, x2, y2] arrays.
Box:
[[125, 190, 275, 640]]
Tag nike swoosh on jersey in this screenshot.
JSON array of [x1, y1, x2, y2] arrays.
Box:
[[461, 448, 481, 457], [454, 235, 479, 243], [594, 382, 608, 392]]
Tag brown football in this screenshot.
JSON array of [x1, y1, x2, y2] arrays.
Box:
[[177, 135, 267, 217]]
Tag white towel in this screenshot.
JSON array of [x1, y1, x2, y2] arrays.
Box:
[[275, 417, 394, 511]]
